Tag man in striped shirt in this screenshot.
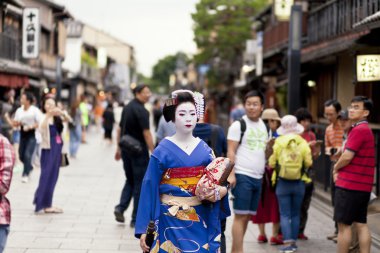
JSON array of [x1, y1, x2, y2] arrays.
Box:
[[324, 99, 344, 241], [333, 96, 375, 253], [0, 134, 15, 252]]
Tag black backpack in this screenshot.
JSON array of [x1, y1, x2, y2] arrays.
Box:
[[238, 118, 270, 144]]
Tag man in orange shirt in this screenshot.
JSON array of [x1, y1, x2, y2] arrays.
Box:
[[324, 99, 344, 242]]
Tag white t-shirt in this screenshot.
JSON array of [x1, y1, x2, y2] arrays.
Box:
[[227, 116, 268, 179], [14, 105, 43, 128]]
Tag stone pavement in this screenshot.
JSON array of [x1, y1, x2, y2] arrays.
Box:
[[5, 132, 340, 252]]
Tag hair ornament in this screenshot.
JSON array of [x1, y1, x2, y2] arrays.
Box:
[[193, 91, 205, 120], [165, 98, 177, 107], [167, 89, 205, 120], [171, 89, 194, 98]]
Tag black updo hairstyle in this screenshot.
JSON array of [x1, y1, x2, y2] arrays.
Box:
[[162, 92, 195, 122]]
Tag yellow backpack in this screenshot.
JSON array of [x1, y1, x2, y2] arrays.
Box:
[[277, 139, 304, 180]]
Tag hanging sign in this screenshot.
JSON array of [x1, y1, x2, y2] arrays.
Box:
[[274, 0, 294, 21], [22, 8, 40, 59], [357, 55, 380, 82]]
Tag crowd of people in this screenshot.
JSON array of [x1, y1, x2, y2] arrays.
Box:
[[0, 85, 376, 253], [112, 86, 375, 253], [0, 89, 113, 251]]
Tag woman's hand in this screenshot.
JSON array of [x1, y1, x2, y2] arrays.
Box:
[[204, 185, 227, 202], [48, 108, 62, 117], [140, 234, 150, 252]]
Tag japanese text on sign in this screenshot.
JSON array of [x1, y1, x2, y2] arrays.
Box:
[[357, 55, 380, 82], [22, 8, 40, 59]]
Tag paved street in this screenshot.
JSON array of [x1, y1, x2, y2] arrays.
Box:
[[5, 131, 339, 253]]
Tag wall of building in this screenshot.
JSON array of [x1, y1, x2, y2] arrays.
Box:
[[82, 25, 131, 66], [62, 37, 82, 74], [336, 53, 355, 108]]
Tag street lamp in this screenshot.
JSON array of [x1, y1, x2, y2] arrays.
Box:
[[287, 4, 302, 114]]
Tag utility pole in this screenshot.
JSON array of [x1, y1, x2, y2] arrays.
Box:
[[287, 4, 302, 114]]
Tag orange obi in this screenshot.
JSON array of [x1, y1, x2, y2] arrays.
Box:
[[161, 166, 206, 194]]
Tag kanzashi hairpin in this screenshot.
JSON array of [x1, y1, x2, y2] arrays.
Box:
[[193, 92, 205, 120], [165, 98, 177, 106]]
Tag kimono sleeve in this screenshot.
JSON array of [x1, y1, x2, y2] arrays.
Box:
[[135, 155, 163, 238]]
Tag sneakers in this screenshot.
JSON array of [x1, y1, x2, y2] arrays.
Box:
[[113, 208, 125, 223], [270, 236, 283, 245], [257, 235, 268, 243], [298, 233, 308, 240], [21, 176, 29, 183], [279, 244, 297, 253]]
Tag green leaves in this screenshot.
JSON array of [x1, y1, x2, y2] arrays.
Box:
[[192, 0, 267, 86]]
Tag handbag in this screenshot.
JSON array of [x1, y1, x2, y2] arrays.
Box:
[[61, 153, 69, 167], [119, 134, 143, 154], [195, 157, 234, 200]]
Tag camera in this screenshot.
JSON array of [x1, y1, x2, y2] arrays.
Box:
[[330, 148, 337, 155]]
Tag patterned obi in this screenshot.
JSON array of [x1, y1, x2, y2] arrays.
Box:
[[161, 166, 206, 195]]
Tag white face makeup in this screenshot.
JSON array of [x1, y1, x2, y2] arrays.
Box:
[[174, 102, 197, 134]]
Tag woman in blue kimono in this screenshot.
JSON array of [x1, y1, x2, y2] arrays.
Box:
[[136, 91, 230, 253]]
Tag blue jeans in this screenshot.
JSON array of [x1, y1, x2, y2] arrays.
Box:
[[19, 135, 36, 176], [69, 125, 82, 157], [276, 179, 305, 243], [116, 149, 149, 222], [0, 225, 9, 253]]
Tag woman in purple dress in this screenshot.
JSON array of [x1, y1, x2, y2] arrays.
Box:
[[34, 95, 68, 213]]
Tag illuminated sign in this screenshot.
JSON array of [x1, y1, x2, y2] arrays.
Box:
[[357, 55, 380, 82], [274, 0, 294, 21]]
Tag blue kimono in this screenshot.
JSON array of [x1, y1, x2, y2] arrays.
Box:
[[135, 138, 230, 253]]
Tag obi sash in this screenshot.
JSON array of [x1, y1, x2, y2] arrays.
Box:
[[160, 166, 205, 195]]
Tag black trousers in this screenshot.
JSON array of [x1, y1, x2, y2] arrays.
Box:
[[299, 182, 314, 234], [116, 149, 149, 222]]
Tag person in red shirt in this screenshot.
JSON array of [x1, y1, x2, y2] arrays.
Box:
[[0, 134, 15, 252], [333, 96, 375, 253]]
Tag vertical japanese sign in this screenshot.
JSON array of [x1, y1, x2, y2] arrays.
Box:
[[357, 55, 380, 82], [22, 8, 40, 59], [274, 0, 294, 21]]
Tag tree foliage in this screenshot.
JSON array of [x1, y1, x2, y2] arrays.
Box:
[[192, 0, 267, 85], [150, 52, 189, 94]]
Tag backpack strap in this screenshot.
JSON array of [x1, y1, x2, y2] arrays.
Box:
[[209, 124, 219, 154], [238, 118, 246, 145]]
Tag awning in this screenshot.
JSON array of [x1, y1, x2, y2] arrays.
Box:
[[353, 11, 380, 28], [0, 73, 29, 88]]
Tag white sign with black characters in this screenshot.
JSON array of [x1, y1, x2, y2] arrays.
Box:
[[357, 55, 380, 82], [22, 8, 40, 59], [274, 0, 294, 21]]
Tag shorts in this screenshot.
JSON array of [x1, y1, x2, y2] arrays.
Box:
[[231, 174, 262, 215], [334, 187, 370, 225], [12, 130, 20, 144]]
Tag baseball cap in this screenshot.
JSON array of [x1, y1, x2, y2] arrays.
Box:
[[338, 109, 349, 120]]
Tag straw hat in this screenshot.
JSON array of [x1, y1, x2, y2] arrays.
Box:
[[277, 115, 304, 135], [262, 108, 281, 122]]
